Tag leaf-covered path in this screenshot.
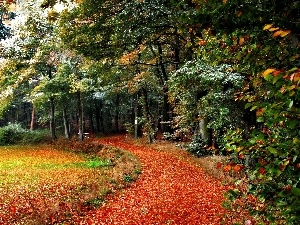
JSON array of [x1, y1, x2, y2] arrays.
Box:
[[80, 135, 230, 224]]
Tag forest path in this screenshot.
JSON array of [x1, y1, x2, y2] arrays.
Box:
[[81, 135, 230, 225]]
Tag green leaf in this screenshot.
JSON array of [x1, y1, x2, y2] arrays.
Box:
[[288, 100, 293, 108], [257, 117, 264, 122], [288, 120, 299, 129], [245, 103, 252, 109], [272, 74, 282, 84], [250, 105, 258, 111], [278, 190, 288, 197], [270, 167, 282, 176], [264, 74, 273, 82], [267, 146, 277, 155], [291, 188, 300, 196]]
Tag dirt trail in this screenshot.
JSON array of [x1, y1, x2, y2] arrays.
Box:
[[80, 136, 230, 225]]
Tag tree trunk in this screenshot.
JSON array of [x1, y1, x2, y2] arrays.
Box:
[[199, 117, 209, 140], [157, 43, 173, 133], [30, 105, 35, 131], [114, 94, 120, 133], [63, 107, 70, 139], [162, 86, 171, 133], [141, 88, 155, 143], [133, 95, 142, 138], [49, 96, 57, 140], [95, 100, 101, 132], [89, 112, 94, 133], [77, 91, 84, 141]]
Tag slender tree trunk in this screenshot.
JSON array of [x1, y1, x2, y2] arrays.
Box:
[[63, 107, 70, 139], [141, 88, 155, 143], [157, 43, 173, 133], [114, 94, 120, 133], [49, 96, 57, 140], [134, 102, 138, 138], [77, 91, 84, 141], [48, 67, 56, 140], [30, 105, 35, 130], [95, 100, 101, 132], [162, 86, 171, 133], [89, 112, 94, 133], [133, 95, 142, 138]]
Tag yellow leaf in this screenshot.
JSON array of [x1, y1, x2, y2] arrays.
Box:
[[263, 68, 276, 77], [263, 24, 273, 30], [272, 30, 284, 38], [223, 0, 227, 3], [239, 37, 245, 45], [269, 27, 279, 32], [280, 30, 291, 37]]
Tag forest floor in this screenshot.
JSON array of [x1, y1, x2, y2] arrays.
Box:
[[77, 135, 247, 225]]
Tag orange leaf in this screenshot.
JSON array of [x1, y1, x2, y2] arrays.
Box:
[[239, 37, 245, 45], [233, 165, 244, 172], [223, 165, 232, 172], [280, 30, 291, 37], [292, 72, 300, 82], [272, 30, 284, 38], [272, 70, 281, 76], [198, 40, 207, 46], [216, 162, 223, 169]]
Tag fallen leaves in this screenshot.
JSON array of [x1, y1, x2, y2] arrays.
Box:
[[0, 143, 140, 224], [0, 136, 243, 224], [77, 135, 232, 224]]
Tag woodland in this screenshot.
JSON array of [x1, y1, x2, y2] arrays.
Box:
[[0, 0, 299, 224]]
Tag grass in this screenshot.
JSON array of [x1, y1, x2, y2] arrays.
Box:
[[0, 143, 141, 224]]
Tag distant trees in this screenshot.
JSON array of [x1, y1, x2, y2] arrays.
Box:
[[59, 0, 198, 142]]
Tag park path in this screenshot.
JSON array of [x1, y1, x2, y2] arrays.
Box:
[[80, 135, 230, 225]]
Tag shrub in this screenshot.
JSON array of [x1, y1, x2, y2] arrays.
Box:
[[0, 123, 52, 145], [0, 123, 25, 145], [186, 135, 212, 157], [21, 129, 52, 144]]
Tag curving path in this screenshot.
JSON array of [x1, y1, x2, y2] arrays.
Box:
[[79, 135, 230, 225]]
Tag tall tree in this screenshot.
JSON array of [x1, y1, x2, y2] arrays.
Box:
[[59, 0, 197, 141]]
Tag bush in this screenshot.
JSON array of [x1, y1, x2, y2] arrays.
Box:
[[22, 129, 52, 144], [0, 123, 25, 145], [186, 135, 212, 157], [0, 123, 51, 145]]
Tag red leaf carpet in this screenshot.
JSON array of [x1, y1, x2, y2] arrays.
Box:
[[79, 135, 229, 225]]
